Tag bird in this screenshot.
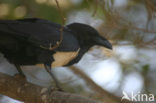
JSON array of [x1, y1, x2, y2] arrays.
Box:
[[0, 18, 112, 89]]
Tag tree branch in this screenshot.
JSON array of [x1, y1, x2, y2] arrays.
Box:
[[0, 72, 100, 103], [69, 66, 132, 103]]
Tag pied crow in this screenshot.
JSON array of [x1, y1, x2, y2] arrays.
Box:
[[0, 18, 112, 89]]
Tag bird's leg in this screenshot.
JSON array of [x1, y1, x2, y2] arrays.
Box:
[[44, 64, 63, 91], [14, 64, 25, 78]]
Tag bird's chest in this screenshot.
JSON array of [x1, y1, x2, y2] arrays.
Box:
[[51, 49, 80, 68]]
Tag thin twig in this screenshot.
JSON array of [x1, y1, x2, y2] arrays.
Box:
[[92, 0, 98, 17], [146, 0, 156, 12], [40, 0, 65, 51], [49, 0, 66, 50]]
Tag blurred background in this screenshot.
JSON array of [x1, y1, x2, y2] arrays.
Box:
[[0, 0, 156, 103]]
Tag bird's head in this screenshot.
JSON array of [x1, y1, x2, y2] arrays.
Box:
[[66, 23, 112, 49]]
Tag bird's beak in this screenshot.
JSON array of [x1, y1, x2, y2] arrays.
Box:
[[94, 36, 112, 50]]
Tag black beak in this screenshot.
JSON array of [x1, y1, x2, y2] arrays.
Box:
[[94, 36, 112, 50]]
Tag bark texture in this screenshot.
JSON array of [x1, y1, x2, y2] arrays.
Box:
[[0, 72, 100, 103]]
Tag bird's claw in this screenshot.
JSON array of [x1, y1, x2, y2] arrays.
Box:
[[14, 73, 26, 81]]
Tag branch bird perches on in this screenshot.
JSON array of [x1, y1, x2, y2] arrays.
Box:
[[0, 72, 99, 103]]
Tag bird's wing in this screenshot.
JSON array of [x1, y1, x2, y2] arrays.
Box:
[[0, 18, 79, 51]]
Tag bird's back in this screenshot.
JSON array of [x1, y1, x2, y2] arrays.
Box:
[[0, 18, 79, 51], [0, 18, 80, 65]]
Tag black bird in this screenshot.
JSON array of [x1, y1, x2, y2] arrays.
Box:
[[0, 18, 112, 89]]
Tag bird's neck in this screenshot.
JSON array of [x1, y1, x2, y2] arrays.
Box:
[[70, 31, 93, 50], [80, 45, 92, 53]]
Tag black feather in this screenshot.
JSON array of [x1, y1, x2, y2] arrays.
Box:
[[0, 18, 112, 67]]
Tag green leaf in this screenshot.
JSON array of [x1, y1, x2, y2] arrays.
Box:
[[142, 64, 150, 74]]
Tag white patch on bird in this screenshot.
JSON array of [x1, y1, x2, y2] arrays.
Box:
[[36, 48, 80, 68], [52, 48, 80, 68]]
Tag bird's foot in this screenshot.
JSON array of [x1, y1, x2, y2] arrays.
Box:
[[14, 73, 26, 81], [55, 86, 64, 92], [43, 85, 64, 95], [44, 64, 64, 91], [47, 85, 64, 94], [53, 82, 64, 91]]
